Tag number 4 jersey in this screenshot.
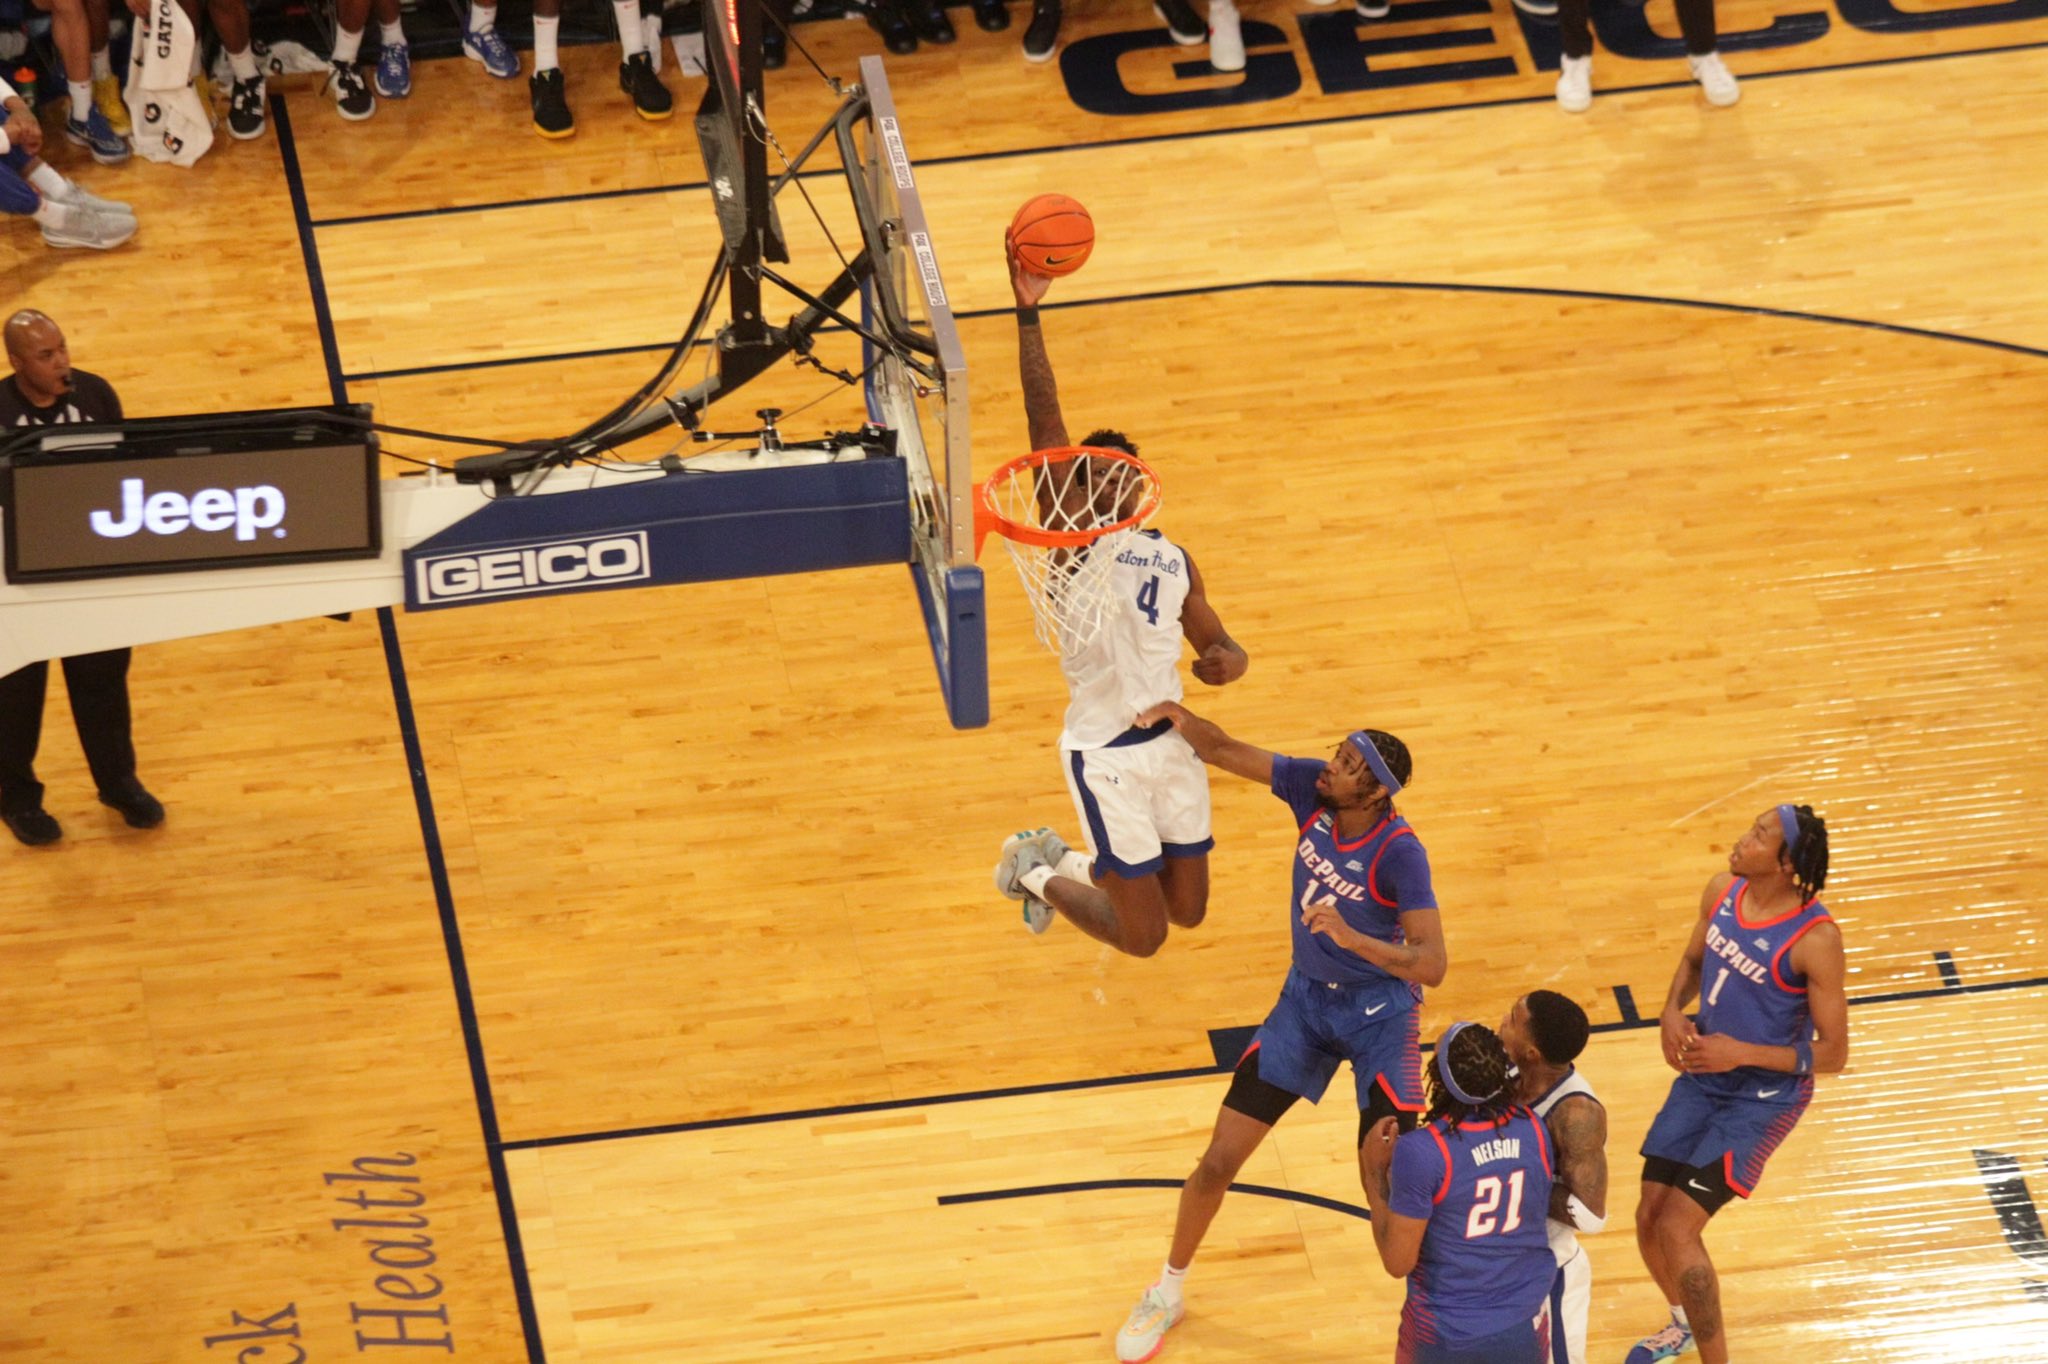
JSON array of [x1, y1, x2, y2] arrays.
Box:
[[1057, 529, 1192, 749], [1390, 1105, 1557, 1348]]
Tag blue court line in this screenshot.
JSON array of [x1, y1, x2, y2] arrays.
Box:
[[342, 275, 2048, 385], [501, 962, 2048, 1151], [304, 37, 2048, 230], [277, 97, 549, 1364], [938, 1177, 1371, 1221]]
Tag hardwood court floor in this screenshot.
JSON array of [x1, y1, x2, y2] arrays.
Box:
[[4, 5, 2048, 1361]]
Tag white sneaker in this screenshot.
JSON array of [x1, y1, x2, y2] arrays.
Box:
[[57, 182, 135, 218], [995, 828, 1051, 902], [40, 206, 136, 250], [1689, 51, 1739, 106], [1354, 0, 1389, 16], [1207, 0, 1244, 72], [1556, 54, 1591, 113], [1115, 1285, 1185, 1364], [1512, 0, 1558, 11]]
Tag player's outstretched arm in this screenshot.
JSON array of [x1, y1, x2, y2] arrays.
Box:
[[1545, 1094, 1610, 1232], [1181, 557, 1248, 687], [1136, 701, 1273, 784], [1010, 252, 1069, 455], [1657, 873, 1723, 1071], [1362, 1117, 1426, 1277]]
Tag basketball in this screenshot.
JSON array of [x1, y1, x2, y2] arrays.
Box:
[[1008, 194, 1095, 277]]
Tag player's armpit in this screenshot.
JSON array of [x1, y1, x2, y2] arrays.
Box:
[[1546, 1095, 1609, 1227]]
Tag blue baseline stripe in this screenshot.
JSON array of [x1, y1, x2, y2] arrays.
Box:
[[305, 38, 2048, 229], [340, 277, 2048, 384], [277, 96, 549, 1364], [502, 967, 2048, 1149], [937, 1177, 1370, 1221]]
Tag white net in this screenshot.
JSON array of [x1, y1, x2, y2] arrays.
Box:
[[982, 451, 1160, 654]]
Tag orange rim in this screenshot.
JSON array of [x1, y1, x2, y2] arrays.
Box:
[[973, 445, 1162, 558]]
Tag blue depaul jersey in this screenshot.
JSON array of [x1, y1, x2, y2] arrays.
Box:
[[1694, 877, 1833, 1094], [1272, 757, 1436, 994], [1389, 1105, 1557, 1347]]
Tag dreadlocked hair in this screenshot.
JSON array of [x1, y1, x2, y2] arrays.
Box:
[[1080, 428, 1138, 459], [1357, 729, 1413, 792], [1425, 1022, 1517, 1133], [1781, 804, 1830, 901]]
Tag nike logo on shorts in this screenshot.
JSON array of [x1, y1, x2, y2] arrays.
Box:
[[1758, 1088, 1782, 1098], [1364, 1003, 1387, 1016], [1687, 1179, 1712, 1192]]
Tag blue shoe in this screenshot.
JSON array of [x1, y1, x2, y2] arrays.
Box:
[[64, 108, 130, 165], [375, 41, 412, 98], [462, 24, 519, 79], [1624, 1322, 1695, 1364]]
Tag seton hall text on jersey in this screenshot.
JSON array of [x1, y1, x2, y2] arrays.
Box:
[[1704, 921, 1771, 986], [1114, 545, 1184, 574], [1298, 834, 1365, 900], [1470, 1137, 1522, 1166]]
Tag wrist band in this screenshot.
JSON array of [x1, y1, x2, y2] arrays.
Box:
[[1017, 305, 1040, 325], [1792, 1038, 1813, 1075]]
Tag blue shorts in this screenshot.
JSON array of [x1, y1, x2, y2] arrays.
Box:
[[1243, 967, 1423, 1111], [1395, 1313, 1548, 1364], [1640, 1073, 1813, 1198]]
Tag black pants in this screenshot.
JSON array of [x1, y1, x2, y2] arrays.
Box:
[[1559, 0, 1717, 59], [0, 649, 137, 813]]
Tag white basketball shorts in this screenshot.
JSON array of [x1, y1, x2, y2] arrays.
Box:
[[1547, 1246, 1591, 1364], [1059, 729, 1213, 878]]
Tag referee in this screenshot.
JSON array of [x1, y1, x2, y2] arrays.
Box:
[[0, 309, 163, 846]]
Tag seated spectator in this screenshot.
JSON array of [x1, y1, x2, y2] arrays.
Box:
[[0, 73, 133, 248], [458, 0, 672, 141], [30, 0, 130, 162]]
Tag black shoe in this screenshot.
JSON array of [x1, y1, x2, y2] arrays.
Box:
[[1153, 0, 1205, 43], [530, 67, 575, 139], [228, 76, 266, 140], [324, 61, 376, 120], [3, 806, 61, 845], [868, 2, 919, 54], [1022, 0, 1059, 60], [911, 1, 957, 42], [762, 18, 787, 68], [619, 49, 673, 120], [971, 0, 1010, 29], [99, 782, 165, 830]]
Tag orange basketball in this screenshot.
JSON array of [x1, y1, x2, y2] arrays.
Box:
[[1007, 194, 1095, 277]]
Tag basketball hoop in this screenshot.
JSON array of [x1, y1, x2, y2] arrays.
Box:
[[974, 445, 1162, 653]]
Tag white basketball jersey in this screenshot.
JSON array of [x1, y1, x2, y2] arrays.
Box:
[[1059, 529, 1192, 749], [1533, 1067, 1601, 1264]]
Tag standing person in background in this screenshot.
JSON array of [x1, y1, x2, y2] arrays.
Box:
[[0, 312, 164, 845], [1553, 0, 1739, 112]]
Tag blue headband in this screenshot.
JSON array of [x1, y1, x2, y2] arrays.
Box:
[[1346, 731, 1403, 797], [1435, 1022, 1501, 1106], [1776, 804, 1802, 860]]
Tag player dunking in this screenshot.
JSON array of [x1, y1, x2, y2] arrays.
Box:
[[1628, 805, 1846, 1364], [1500, 990, 1608, 1364], [1107, 700, 1444, 1363], [1362, 1021, 1558, 1364], [992, 253, 1249, 957]]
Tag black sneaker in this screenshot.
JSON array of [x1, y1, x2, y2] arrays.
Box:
[[762, 18, 787, 68], [99, 782, 165, 830], [228, 76, 266, 140], [1022, 0, 1060, 61], [529, 67, 575, 139], [868, 1, 919, 54], [324, 61, 376, 121], [1153, 0, 1205, 44], [971, 0, 1010, 29], [618, 50, 673, 120], [3, 806, 61, 845], [911, 1, 957, 42]]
